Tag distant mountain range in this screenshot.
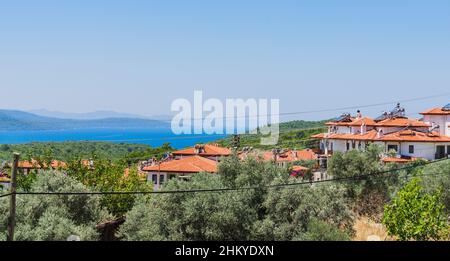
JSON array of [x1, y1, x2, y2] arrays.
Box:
[[0, 109, 171, 131], [28, 109, 173, 122]]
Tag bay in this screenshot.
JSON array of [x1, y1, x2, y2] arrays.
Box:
[[0, 128, 227, 149]]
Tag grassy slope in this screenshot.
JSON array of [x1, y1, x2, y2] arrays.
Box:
[[0, 142, 156, 162], [216, 119, 329, 150]]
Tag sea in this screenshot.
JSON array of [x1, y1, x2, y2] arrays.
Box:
[[0, 128, 227, 149]]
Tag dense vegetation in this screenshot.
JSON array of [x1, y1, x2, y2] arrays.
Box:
[[0, 142, 172, 162], [119, 156, 353, 241], [216, 120, 328, 149], [383, 178, 449, 241], [1, 149, 449, 241], [1, 119, 450, 241], [0, 171, 111, 241]]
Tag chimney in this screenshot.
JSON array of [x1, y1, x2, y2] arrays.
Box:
[[377, 129, 383, 138], [360, 122, 366, 135], [356, 110, 362, 119]]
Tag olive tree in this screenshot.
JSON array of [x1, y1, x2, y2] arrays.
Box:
[[383, 178, 449, 241], [251, 180, 354, 241], [118, 172, 258, 241], [0, 171, 111, 241]]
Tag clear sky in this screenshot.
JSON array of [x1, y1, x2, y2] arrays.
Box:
[[0, 0, 449, 120]]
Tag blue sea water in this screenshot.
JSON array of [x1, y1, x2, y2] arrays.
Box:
[[0, 128, 227, 149]]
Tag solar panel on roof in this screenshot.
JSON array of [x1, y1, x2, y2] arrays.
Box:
[[442, 103, 450, 111], [335, 113, 351, 122], [375, 112, 389, 122], [389, 103, 406, 118]]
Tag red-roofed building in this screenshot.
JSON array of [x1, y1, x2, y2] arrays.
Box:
[[421, 103, 450, 137], [313, 104, 450, 161], [172, 144, 231, 161], [239, 149, 318, 167], [16, 159, 67, 174], [142, 155, 218, 189], [290, 165, 310, 177], [381, 156, 424, 164]]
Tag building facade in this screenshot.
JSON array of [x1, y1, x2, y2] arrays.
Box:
[[312, 104, 450, 161]]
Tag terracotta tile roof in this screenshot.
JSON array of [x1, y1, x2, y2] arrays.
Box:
[[382, 157, 423, 163], [312, 130, 379, 141], [313, 129, 450, 142], [142, 156, 217, 173], [374, 118, 430, 127], [420, 107, 450, 115], [253, 149, 317, 162], [291, 165, 309, 171], [326, 117, 377, 126], [18, 159, 67, 169], [379, 130, 450, 142], [290, 165, 310, 177], [172, 144, 231, 157]]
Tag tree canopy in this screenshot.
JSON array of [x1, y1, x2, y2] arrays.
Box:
[[0, 171, 111, 241]]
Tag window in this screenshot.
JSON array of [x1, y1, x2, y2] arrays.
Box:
[[352, 141, 356, 149], [151, 174, 157, 185], [409, 145, 414, 154], [387, 144, 398, 152], [436, 146, 446, 159], [346, 142, 350, 151], [447, 145, 450, 155], [160, 174, 165, 184]]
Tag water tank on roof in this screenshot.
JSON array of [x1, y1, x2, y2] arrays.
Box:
[[335, 113, 351, 122], [442, 103, 450, 111]]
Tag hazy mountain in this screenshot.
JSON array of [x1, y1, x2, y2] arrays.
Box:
[[0, 110, 170, 131], [28, 109, 148, 120]]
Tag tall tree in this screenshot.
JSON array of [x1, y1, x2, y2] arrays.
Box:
[[383, 178, 449, 241], [0, 171, 111, 241]]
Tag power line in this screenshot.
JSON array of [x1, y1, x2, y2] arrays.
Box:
[[68, 109, 431, 144], [0, 192, 12, 198], [173, 92, 450, 120], [1, 158, 446, 197]]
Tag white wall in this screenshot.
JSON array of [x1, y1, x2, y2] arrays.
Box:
[[323, 139, 450, 160], [399, 142, 435, 160], [423, 115, 450, 137]]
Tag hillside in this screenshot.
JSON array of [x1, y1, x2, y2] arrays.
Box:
[[0, 110, 170, 131], [0, 141, 172, 162], [216, 119, 329, 149]]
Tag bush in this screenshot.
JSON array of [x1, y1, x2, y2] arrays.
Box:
[[120, 156, 355, 241], [0, 171, 111, 241], [383, 178, 449, 241]]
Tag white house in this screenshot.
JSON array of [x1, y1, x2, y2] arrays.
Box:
[[141, 155, 218, 190], [312, 104, 450, 161], [421, 103, 450, 137]]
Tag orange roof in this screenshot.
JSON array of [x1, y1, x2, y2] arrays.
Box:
[[326, 117, 377, 127], [374, 118, 430, 127], [420, 107, 450, 115], [348, 117, 377, 126], [0, 177, 10, 182], [312, 130, 379, 141], [172, 144, 231, 157], [379, 130, 450, 142], [18, 159, 67, 169], [261, 149, 317, 162], [313, 129, 450, 142], [142, 156, 217, 173], [291, 165, 309, 171], [382, 157, 423, 163]]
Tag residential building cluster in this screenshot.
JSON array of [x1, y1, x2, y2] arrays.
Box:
[[1, 103, 449, 191]]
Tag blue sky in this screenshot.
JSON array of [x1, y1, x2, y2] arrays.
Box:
[[0, 0, 449, 120]]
